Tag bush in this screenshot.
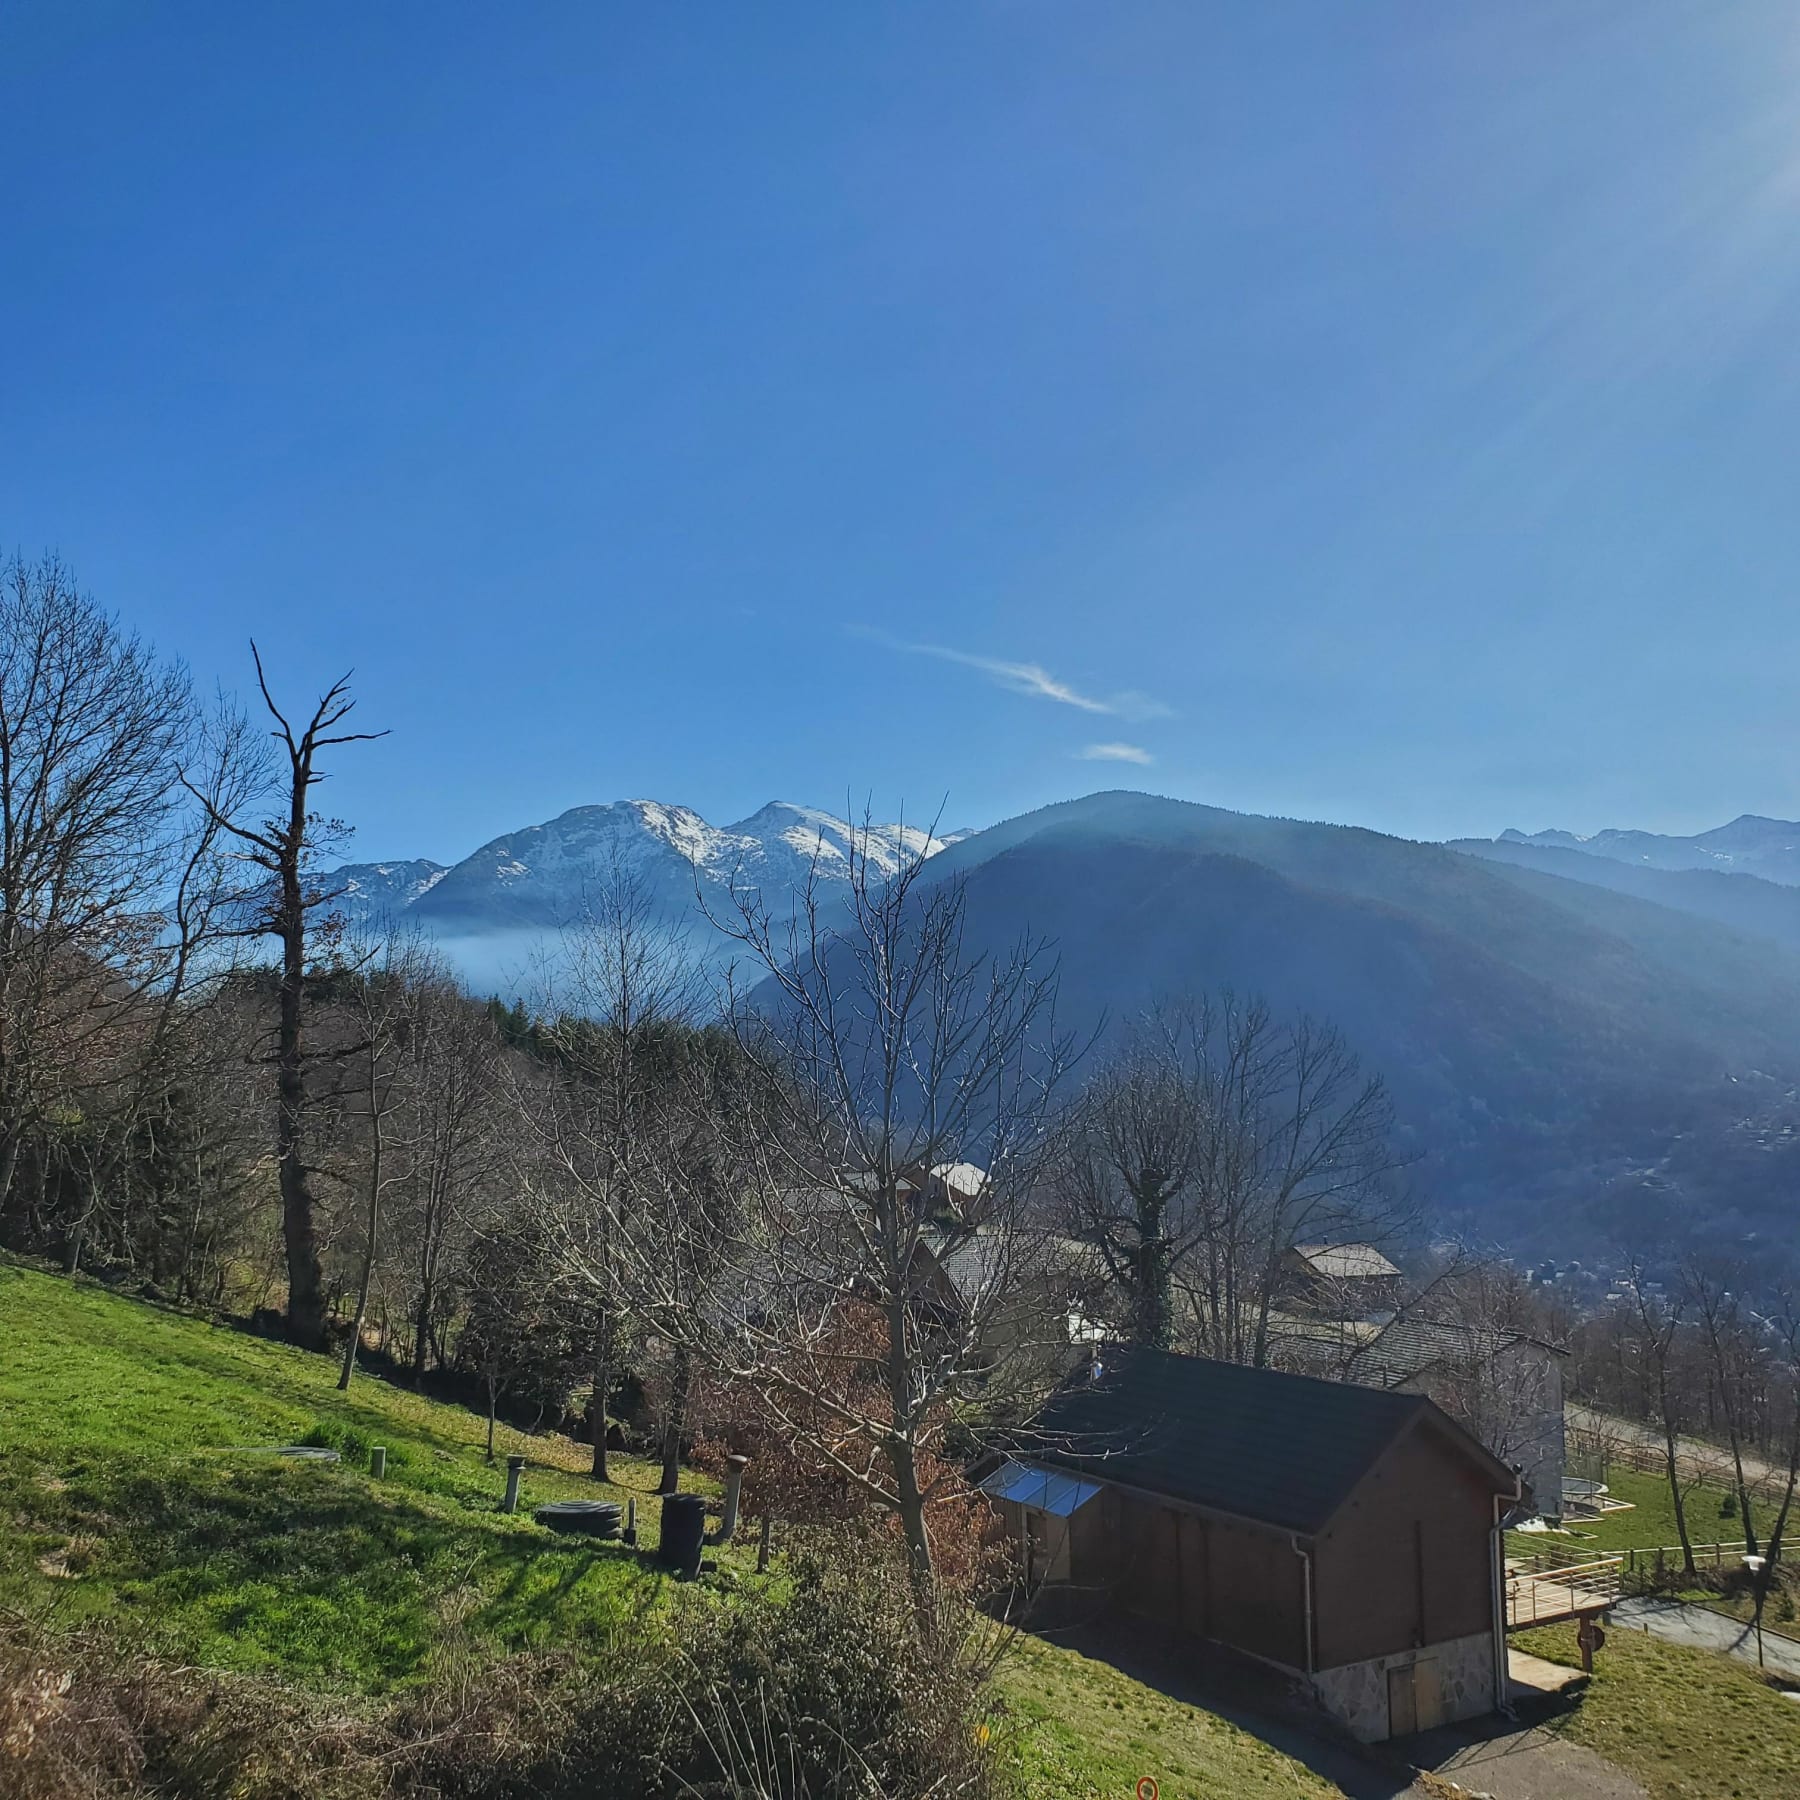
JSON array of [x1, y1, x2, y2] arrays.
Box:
[[5, 1541, 1005, 1800], [422, 1538, 1003, 1800]]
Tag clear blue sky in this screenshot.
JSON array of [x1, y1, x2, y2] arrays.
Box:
[[7, 3, 1800, 860]]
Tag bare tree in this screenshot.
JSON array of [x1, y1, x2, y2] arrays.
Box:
[[1065, 993, 1405, 1365], [1683, 1253, 1769, 1557], [613, 830, 1076, 1605], [184, 648, 386, 1350], [0, 555, 222, 1218], [522, 871, 703, 1483], [1622, 1252, 1699, 1575], [1749, 1287, 1800, 1662], [335, 935, 459, 1391], [1058, 1004, 1210, 1350], [397, 983, 506, 1382]]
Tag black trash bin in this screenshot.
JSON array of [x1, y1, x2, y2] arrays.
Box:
[[657, 1493, 707, 1575], [533, 1500, 623, 1539]]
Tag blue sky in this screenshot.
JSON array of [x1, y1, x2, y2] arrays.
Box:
[[7, 3, 1800, 860]]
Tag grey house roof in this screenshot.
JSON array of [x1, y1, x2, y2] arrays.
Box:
[[1288, 1243, 1403, 1281], [1349, 1316, 1566, 1389], [1027, 1346, 1514, 1537]]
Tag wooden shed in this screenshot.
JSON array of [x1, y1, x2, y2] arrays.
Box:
[[985, 1347, 1523, 1742]]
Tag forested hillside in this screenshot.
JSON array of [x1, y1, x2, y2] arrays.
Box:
[[907, 793, 1800, 1255]]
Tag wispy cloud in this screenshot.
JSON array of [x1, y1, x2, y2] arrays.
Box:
[[1079, 742, 1154, 765], [855, 630, 1171, 721]]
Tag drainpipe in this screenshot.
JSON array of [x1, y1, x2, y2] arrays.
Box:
[[708, 1454, 750, 1546], [1490, 1470, 1524, 1717], [1290, 1535, 1316, 1676]]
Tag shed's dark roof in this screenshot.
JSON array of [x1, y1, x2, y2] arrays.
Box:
[[1028, 1346, 1510, 1536]]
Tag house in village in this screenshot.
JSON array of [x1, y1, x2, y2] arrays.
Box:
[[983, 1347, 1524, 1742], [1277, 1242, 1406, 1318], [1347, 1316, 1568, 1524]]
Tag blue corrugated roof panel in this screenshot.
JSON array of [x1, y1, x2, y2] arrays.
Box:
[[980, 1459, 1102, 1517]]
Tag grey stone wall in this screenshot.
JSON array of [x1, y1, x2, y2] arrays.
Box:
[[1310, 1629, 1496, 1742]]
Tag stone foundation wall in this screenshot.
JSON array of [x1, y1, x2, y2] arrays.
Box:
[[1310, 1630, 1496, 1742]]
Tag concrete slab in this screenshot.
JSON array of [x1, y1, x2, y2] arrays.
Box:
[[1507, 1648, 1586, 1700]]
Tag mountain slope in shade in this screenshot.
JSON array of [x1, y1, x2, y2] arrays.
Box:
[[1449, 836, 1800, 956], [886, 792, 1800, 1257], [330, 800, 961, 933], [1498, 814, 1800, 885]]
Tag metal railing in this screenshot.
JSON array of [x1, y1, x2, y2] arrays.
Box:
[[1506, 1554, 1622, 1628]]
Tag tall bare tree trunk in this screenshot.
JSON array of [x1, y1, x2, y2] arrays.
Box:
[[277, 824, 328, 1349], [1658, 1374, 1697, 1577]]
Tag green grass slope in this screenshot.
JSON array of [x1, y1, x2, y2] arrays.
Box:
[[1517, 1620, 1800, 1800], [0, 1261, 1355, 1799], [996, 1635, 1340, 1799], [0, 1259, 719, 1689]]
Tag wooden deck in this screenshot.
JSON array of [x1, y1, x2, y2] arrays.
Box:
[[1505, 1553, 1622, 1629]]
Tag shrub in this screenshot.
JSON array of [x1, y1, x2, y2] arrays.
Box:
[[4, 1539, 1005, 1800]]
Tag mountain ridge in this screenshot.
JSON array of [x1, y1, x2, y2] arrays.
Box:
[[1496, 813, 1800, 884]]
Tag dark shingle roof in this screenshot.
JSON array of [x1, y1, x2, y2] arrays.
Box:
[[1028, 1346, 1503, 1535]]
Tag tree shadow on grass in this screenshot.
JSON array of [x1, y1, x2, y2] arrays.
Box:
[[90, 1461, 663, 1688]]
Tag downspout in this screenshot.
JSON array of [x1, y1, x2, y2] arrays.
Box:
[[1290, 1535, 1316, 1677], [1490, 1469, 1523, 1718]]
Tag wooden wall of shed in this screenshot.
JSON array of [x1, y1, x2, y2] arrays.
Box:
[[1088, 1487, 1308, 1671], [1310, 1419, 1496, 1672]]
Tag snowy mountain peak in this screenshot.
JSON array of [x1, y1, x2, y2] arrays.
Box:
[[328, 799, 967, 935]]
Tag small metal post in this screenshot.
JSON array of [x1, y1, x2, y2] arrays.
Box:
[[503, 1453, 526, 1514], [370, 1446, 387, 1479], [757, 1511, 773, 1574], [624, 1496, 637, 1544]]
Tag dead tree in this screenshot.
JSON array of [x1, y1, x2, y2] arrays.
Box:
[[185, 647, 385, 1350]]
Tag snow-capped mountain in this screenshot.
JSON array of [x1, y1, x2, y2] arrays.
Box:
[[1496, 814, 1800, 885], [330, 800, 966, 936], [332, 858, 450, 914]]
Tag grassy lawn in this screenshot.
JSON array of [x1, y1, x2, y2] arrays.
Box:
[[995, 1635, 1341, 1800], [1516, 1620, 1800, 1800], [0, 1258, 737, 1690], [0, 1259, 1365, 1798], [1510, 1466, 1746, 1560]]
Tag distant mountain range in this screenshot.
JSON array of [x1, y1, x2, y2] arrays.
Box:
[[330, 796, 1800, 1263], [1493, 814, 1800, 884]]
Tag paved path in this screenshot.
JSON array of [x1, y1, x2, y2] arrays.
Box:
[[1411, 1718, 1648, 1800], [1612, 1594, 1800, 1679]]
